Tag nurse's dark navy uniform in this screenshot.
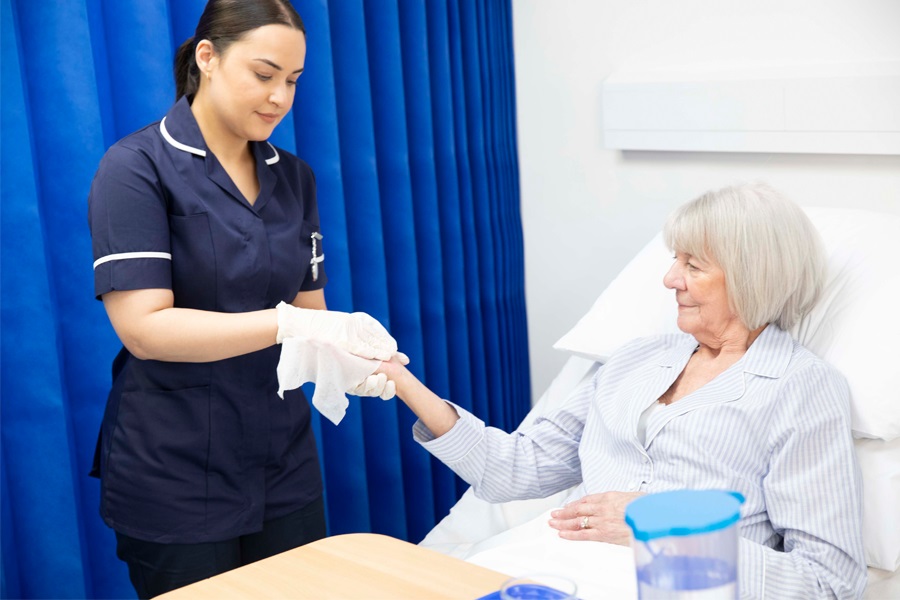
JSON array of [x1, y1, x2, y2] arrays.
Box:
[[88, 96, 327, 544]]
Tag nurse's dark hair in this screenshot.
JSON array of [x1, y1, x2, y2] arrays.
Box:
[[174, 0, 306, 101]]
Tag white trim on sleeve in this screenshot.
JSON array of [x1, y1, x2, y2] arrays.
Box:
[[93, 252, 172, 270]]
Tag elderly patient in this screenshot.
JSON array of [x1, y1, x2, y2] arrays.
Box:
[[377, 183, 866, 599]]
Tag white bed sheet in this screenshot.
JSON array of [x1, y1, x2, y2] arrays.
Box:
[[464, 509, 637, 599]]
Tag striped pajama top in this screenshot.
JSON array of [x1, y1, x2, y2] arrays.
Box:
[[414, 325, 866, 599]]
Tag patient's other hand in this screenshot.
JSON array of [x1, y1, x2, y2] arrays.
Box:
[[548, 491, 644, 546]]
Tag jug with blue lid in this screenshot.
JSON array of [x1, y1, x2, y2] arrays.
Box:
[[625, 489, 745, 599]]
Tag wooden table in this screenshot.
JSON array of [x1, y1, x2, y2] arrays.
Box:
[[157, 533, 511, 599]]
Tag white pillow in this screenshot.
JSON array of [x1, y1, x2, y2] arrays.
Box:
[[553, 207, 900, 441], [552, 231, 677, 363], [552, 206, 900, 570]]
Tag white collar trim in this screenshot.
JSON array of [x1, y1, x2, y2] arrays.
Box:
[[265, 142, 280, 165], [160, 116, 280, 166], [160, 117, 206, 157]]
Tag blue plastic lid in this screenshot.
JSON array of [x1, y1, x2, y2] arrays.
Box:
[[624, 490, 745, 541]]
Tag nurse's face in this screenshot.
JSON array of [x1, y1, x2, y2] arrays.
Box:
[[204, 24, 306, 143]]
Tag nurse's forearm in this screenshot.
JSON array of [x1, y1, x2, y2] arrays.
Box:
[[115, 306, 279, 362], [390, 365, 460, 437], [102, 288, 321, 363]]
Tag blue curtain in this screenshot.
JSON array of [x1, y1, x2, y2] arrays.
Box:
[[0, 0, 528, 597]]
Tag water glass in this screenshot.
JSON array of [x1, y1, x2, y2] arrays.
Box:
[[625, 489, 744, 599]]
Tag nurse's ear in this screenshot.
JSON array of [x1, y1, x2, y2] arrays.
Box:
[[194, 39, 219, 81]]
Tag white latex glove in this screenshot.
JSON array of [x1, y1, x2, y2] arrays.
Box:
[[276, 302, 397, 361], [347, 373, 396, 400], [346, 351, 411, 400], [345, 352, 410, 400]]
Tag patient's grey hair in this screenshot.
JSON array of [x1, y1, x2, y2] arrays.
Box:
[[663, 182, 826, 330]]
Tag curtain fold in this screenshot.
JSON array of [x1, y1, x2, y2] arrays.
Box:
[[424, 0, 475, 501], [363, 0, 437, 543], [328, 0, 411, 542], [396, 0, 459, 522], [0, 0, 527, 597]]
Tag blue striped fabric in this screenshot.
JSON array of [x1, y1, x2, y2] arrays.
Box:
[[415, 325, 867, 599]]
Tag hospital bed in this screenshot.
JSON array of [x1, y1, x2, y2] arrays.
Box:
[[419, 207, 900, 599]]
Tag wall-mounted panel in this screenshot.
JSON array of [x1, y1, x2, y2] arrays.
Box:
[[602, 61, 900, 155]]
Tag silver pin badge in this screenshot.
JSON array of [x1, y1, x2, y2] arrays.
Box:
[[310, 231, 324, 281]]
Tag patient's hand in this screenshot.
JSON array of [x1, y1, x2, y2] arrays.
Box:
[[373, 353, 461, 436], [548, 491, 643, 546], [375, 353, 410, 381]]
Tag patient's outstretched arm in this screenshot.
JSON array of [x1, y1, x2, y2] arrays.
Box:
[[376, 357, 460, 437], [378, 356, 592, 503]]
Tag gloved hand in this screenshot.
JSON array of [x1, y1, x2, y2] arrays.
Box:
[[347, 373, 396, 400], [276, 302, 397, 361], [346, 352, 411, 400]]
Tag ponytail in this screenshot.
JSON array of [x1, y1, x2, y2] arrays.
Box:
[[174, 37, 199, 101]]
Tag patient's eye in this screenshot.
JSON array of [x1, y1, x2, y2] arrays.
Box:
[[673, 253, 699, 270]]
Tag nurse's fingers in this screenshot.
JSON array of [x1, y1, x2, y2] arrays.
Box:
[[347, 373, 386, 397], [380, 380, 396, 400], [346, 372, 397, 400]]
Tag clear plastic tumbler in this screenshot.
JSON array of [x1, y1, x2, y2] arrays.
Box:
[[624, 489, 745, 599]]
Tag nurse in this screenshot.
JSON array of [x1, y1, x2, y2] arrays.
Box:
[[87, 1, 398, 597]]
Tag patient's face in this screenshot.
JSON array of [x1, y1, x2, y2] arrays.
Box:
[[664, 252, 738, 341]]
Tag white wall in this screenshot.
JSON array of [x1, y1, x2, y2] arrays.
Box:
[[512, 0, 900, 401]]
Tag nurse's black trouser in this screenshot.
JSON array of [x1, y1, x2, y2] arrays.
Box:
[[115, 496, 326, 599]]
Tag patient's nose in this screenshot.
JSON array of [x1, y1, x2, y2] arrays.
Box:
[[663, 261, 684, 290]]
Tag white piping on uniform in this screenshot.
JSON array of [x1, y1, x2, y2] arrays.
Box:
[[160, 116, 279, 166], [160, 117, 206, 157], [265, 142, 280, 165], [94, 252, 172, 270]]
